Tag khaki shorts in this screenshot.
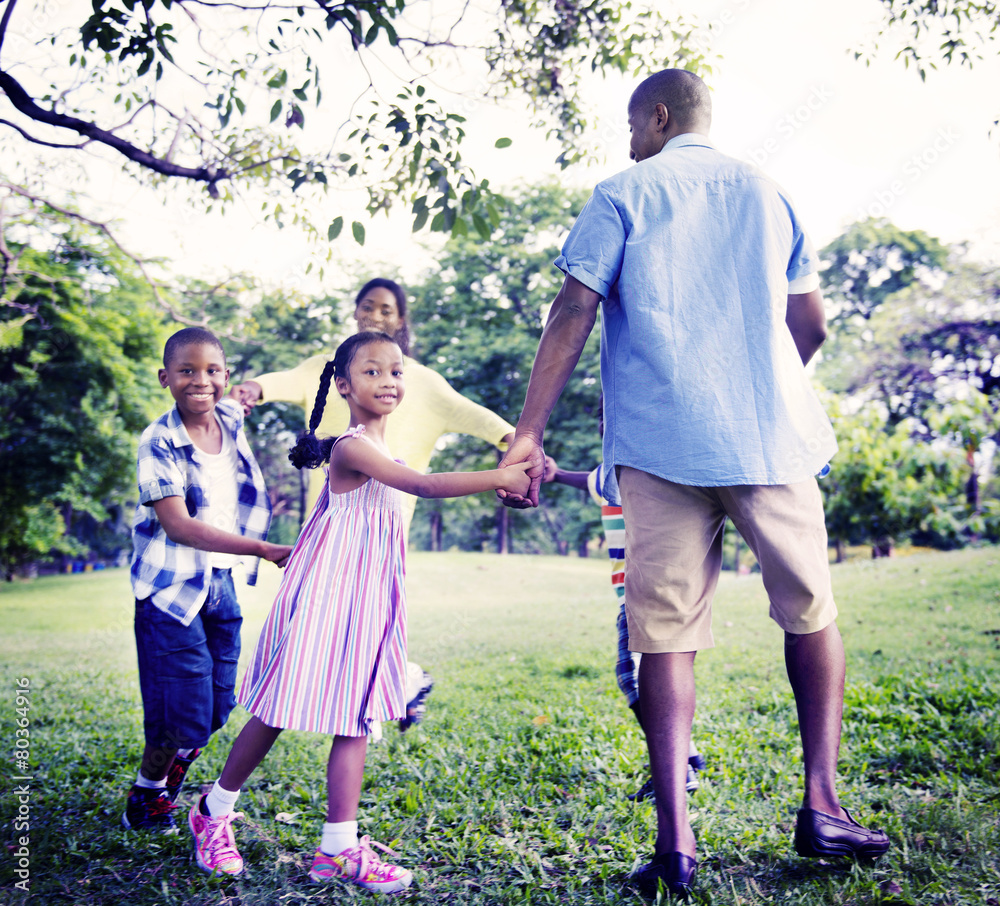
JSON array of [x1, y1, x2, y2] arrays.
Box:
[[619, 467, 838, 653]]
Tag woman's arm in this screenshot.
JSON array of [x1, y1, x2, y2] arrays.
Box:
[[229, 355, 332, 414]]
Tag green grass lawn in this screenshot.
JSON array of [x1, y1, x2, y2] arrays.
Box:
[[1, 548, 998, 905]]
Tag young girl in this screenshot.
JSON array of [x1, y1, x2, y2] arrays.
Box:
[[187, 330, 530, 891]]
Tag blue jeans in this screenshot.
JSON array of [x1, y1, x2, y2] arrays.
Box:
[[134, 569, 242, 750]]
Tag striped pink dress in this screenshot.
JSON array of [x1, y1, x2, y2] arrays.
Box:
[[238, 427, 407, 736]]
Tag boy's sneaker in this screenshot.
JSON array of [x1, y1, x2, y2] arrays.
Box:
[[122, 785, 179, 834], [628, 777, 656, 802], [309, 836, 413, 892], [689, 750, 707, 773], [166, 748, 202, 803], [399, 669, 434, 732], [686, 764, 700, 792], [188, 796, 244, 876]]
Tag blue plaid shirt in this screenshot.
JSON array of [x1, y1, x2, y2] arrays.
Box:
[[130, 398, 272, 626]]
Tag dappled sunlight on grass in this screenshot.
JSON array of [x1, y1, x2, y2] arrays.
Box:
[[1, 548, 998, 904]]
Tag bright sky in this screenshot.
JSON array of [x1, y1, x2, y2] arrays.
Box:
[[8, 0, 999, 288]]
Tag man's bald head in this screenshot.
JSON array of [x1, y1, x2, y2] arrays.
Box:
[[628, 69, 711, 135]]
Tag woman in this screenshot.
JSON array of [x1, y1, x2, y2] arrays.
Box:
[[230, 277, 515, 540]]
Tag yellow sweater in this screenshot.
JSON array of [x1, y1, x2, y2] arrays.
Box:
[[255, 354, 515, 539]]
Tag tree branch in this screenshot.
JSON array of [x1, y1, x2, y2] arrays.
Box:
[[0, 68, 230, 188], [0, 183, 205, 326], [0, 0, 18, 58], [0, 118, 89, 149]]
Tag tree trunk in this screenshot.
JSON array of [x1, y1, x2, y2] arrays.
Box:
[[966, 449, 980, 511], [496, 502, 509, 555], [429, 511, 442, 552], [835, 537, 845, 563], [298, 468, 308, 531]]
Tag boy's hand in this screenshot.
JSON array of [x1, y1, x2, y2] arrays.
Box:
[[542, 455, 558, 483], [262, 542, 294, 568], [498, 460, 532, 498]]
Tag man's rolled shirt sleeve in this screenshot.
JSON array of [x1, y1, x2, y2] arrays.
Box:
[[553, 186, 627, 298]]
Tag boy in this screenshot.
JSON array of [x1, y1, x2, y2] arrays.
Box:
[[123, 327, 293, 833]]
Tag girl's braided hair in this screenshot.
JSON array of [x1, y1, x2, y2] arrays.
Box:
[[287, 331, 398, 470]]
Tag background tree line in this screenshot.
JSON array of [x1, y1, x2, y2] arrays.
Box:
[[1, 184, 998, 578]]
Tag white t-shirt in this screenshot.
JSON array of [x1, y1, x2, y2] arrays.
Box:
[[200, 415, 240, 570]]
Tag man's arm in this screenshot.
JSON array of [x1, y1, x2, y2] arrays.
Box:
[[785, 288, 827, 366], [500, 274, 602, 507]]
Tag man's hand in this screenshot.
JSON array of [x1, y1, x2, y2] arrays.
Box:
[[229, 380, 263, 416], [497, 434, 546, 508]]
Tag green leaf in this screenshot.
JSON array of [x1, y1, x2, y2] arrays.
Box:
[[327, 217, 343, 241], [412, 209, 429, 232], [352, 221, 366, 245], [267, 69, 288, 89], [472, 213, 491, 240], [494, 137, 513, 149], [270, 100, 282, 122]]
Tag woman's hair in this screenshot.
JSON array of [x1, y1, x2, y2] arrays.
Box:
[[354, 277, 411, 356], [287, 331, 399, 470]]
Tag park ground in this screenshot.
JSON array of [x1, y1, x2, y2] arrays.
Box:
[[1, 547, 998, 905]]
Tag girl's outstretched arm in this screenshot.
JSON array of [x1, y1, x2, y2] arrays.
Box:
[[331, 435, 530, 500]]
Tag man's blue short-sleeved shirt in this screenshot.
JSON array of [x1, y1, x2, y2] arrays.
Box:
[[554, 134, 837, 491]]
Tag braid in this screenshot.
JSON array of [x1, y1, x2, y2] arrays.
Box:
[[310, 360, 336, 433], [288, 359, 337, 470], [287, 331, 398, 471]]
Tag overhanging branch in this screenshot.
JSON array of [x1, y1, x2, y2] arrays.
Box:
[[0, 69, 229, 188]]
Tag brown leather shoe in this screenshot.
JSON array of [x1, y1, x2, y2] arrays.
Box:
[[794, 807, 890, 859], [633, 852, 697, 899]]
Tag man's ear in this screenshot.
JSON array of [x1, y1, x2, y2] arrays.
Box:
[[655, 102, 670, 132]]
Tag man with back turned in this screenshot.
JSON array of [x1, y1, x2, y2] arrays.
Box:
[[500, 69, 890, 898]]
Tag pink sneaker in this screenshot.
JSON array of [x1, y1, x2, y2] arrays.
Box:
[[188, 796, 244, 877], [308, 836, 413, 892]]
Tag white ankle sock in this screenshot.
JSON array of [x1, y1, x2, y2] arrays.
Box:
[[135, 771, 167, 790], [321, 820, 359, 856], [204, 781, 241, 818]]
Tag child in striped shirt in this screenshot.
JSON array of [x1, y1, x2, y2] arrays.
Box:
[[543, 449, 706, 801], [187, 331, 530, 891]]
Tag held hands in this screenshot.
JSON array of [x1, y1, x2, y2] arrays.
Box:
[[229, 381, 263, 416], [542, 455, 558, 483], [262, 542, 294, 568], [497, 460, 532, 498], [497, 434, 545, 508]]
